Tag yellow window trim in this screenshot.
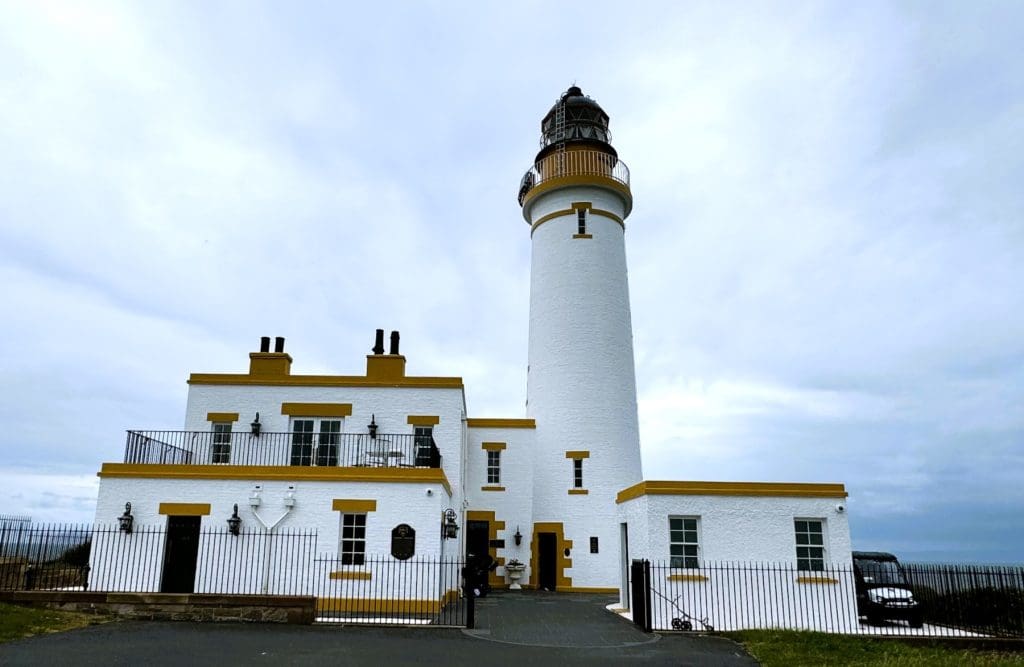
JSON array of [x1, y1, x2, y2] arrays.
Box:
[[565, 450, 590, 459], [329, 571, 372, 580], [667, 573, 709, 582], [481, 486, 506, 492], [568, 489, 589, 495], [206, 412, 239, 423], [407, 415, 440, 426], [158, 503, 211, 516], [572, 233, 593, 239], [796, 576, 839, 585], [281, 403, 352, 417], [99, 463, 452, 496], [332, 499, 377, 513], [616, 480, 849, 504], [466, 418, 536, 429], [481, 442, 507, 451]]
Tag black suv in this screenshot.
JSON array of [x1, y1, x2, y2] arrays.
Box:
[[852, 551, 924, 627]]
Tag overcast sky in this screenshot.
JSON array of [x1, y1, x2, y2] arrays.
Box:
[[1, 1, 1021, 563]]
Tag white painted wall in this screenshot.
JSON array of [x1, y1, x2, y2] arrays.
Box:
[[465, 426, 535, 583], [526, 185, 643, 589]]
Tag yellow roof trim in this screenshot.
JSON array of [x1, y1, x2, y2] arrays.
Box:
[[466, 418, 536, 429], [188, 373, 463, 389], [616, 480, 848, 504], [99, 463, 452, 496]]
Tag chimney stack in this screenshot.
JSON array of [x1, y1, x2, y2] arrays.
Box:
[[389, 331, 400, 355], [259, 336, 270, 353], [274, 337, 285, 353], [372, 329, 386, 355]]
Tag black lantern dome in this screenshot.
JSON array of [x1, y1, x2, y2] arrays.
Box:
[[536, 86, 617, 161]]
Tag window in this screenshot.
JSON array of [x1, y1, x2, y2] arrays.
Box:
[[316, 420, 341, 467], [211, 423, 232, 464], [573, 459, 584, 488], [414, 426, 435, 467], [795, 519, 825, 571], [487, 450, 501, 484], [577, 208, 587, 234], [291, 418, 342, 466], [291, 419, 314, 466], [590, 537, 599, 554], [669, 517, 700, 568], [340, 513, 367, 565]]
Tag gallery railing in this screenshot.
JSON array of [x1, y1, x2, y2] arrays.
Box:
[[123, 431, 442, 468], [518, 148, 630, 205]]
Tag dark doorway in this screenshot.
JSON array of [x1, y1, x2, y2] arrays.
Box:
[[466, 520, 490, 560], [160, 516, 201, 593], [537, 532, 557, 591]]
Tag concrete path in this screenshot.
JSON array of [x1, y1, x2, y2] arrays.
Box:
[[0, 593, 758, 666]]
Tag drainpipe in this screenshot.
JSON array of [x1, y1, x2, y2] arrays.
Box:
[[249, 488, 296, 594]]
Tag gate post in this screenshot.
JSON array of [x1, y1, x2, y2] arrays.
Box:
[[630, 559, 652, 633]]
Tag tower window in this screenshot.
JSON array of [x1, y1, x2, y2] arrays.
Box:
[[487, 450, 501, 484], [573, 458, 584, 488], [577, 209, 586, 234]]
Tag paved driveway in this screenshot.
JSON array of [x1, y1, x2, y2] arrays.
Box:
[[0, 592, 758, 666]]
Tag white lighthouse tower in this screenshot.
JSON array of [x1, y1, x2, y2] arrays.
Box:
[[520, 87, 642, 590]]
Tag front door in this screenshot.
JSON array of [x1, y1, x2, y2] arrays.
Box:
[[160, 516, 201, 593], [537, 532, 557, 591], [466, 520, 490, 561]]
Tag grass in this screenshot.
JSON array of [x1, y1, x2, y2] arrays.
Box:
[[0, 601, 104, 644], [729, 630, 1024, 667]]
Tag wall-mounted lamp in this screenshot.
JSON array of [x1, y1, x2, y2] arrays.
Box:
[[227, 504, 241, 535], [250, 412, 262, 437], [118, 502, 134, 534], [514, 527, 523, 546], [368, 414, 379, 439], [249, 485, 262, 507], [442, 508, 459, 540]]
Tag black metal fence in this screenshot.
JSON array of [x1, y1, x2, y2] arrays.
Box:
[[631, 559, 1024, 638], [0, 522, 468, 627], [124, 430, 441, 469]]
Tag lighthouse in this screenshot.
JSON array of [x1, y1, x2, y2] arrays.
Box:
[[520, 87, 642, 589]]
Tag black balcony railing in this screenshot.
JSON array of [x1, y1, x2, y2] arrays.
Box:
[[124, 431, 442, 469]]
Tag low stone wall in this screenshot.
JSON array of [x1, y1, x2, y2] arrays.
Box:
[[0, 591, 316, 624]]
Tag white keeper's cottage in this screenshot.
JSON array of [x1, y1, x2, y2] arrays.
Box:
[[93, 87, 853, 615]]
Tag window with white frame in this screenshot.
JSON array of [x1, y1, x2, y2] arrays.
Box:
[[669, 516, 700, 568], [340, 513, 367, 565], [486, 450, 501, 484], [291, 418, 342, 466], [795, 519, 825, 571], [211, 422, 232, 464]]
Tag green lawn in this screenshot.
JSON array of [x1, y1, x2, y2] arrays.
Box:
[[0, 602, 103, 644], [729, 630, 1024, 667]]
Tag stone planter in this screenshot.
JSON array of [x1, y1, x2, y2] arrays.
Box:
[[505, 563, 526, 590]]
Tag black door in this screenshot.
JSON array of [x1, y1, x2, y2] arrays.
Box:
[[160, 516, 201, 593], [538, 532, 557, 591], [466, 520, 489, 560]]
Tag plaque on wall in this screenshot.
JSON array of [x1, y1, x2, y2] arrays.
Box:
[[391, 523, 415, 560], [488, 539, 505, 549]]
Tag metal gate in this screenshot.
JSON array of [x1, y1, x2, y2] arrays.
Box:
[[630, 558, 652, 632]]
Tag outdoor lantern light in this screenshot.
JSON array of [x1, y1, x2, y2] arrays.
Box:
[[118, 502, 134, 534], [514, 527, 523, 546], [368, 414, 378, 439], [250, 412, 261, 437], [442, 508, 459, 539], [226, 504, 241, 535]]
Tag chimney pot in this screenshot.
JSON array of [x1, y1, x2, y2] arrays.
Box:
[[260, 337, 271, 353], [274, 337, 285, 353], [389, 331, 400, 355], [372, 329, 385, 355]]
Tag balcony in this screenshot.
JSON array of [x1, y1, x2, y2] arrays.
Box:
[[123, 430, 442, 469], [518, 148, 631, 208]]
